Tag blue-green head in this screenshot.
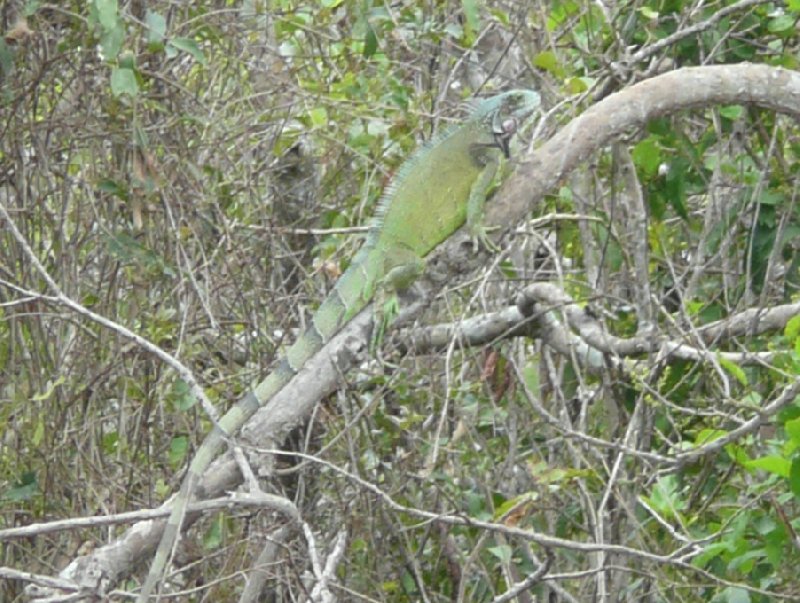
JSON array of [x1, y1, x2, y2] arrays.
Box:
[[474, 89, 541, 158]]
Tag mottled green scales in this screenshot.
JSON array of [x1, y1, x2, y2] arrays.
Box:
[[138, 89, 540, 601]]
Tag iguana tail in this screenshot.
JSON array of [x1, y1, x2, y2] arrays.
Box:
[[140, 87, 541, 600], [138, 244, 382, 601]]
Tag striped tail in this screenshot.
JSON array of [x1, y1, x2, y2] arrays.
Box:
[[138, 247, 382, 601]]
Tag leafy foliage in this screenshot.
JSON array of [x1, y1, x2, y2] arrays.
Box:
[[3, 0, 800, 601]]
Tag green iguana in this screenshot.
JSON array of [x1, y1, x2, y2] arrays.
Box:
[[138, 89, 540, 601]]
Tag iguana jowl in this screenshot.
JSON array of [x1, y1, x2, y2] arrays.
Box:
[[139, 89, 540, 600]]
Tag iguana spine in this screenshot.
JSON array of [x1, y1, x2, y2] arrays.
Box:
[[138, 89, 540, 601]]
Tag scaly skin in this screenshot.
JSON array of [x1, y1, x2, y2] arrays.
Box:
[[138, 89, 540, 601]]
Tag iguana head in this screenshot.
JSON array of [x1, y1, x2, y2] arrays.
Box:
[[476, 89, 541, 159]]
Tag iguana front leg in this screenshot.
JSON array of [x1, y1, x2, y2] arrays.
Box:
[[467, 152, 501, 253]]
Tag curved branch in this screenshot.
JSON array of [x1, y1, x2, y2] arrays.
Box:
[[485, 63, 800, 237]]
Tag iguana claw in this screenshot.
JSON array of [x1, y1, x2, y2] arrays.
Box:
[[371, 294, 400, 353], [470, 224, 501, 253]]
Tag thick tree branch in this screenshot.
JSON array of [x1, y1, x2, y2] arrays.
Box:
[[485, 63, 800, 242]]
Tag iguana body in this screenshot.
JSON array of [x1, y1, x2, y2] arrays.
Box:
[[139, 89, 540, 601]]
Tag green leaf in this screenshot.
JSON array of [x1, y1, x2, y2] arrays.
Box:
[[758, 189, 783, 206], [106, 232, 173, 273], [97, 178, 129, 200], [790, 456, 800, 499], [748, 215, 777, 293], [3, 472, 38, 502], [532, 51, 563, 77], [169, 37, 206, 64], [564, 77, 588, 93], [753, 515, 776, 536], [664, 159, 688, 219], [169, 435, 188, 466], [32, 419, 44, 447], [202, 512, 224, 549], [719, 105, 743, 120], [487, 544, 512, 565], [725, 443, 751, 466], [695, 429, 727, 445], [692, 540, 733, 568], [718, 355, 747, 386], [489, 8, 510, 26], [170, 379, 196, 411], [745, 455, 790, 477], [522, 360, 540, 393], [133, 124, 149, 148], [785, 314, 800, 341], [363, 23, 378, 58], [786, 417, 800, 445], [643, 475, 686, 519], [639, 6, 658, 19], [102, 431, 119, 454], [493, 492, 537, 519], [94, 0, 119, 30], [100, 22, 124, 60], [308, 106, 328, 128], [118, 52, 135, 70], [110, 67, 139, 98], [589, 221, 622, 270], [768, 15, 795, 34], [380, 580, 399, 594], [154, 478, 170, 499], [24, 1, 42, 17], [145, 10, 167, 46], [632, 136, 661, 177], [0, 39, 13, 77], [499, 258, 518, 279], [721, 586, 751, 603], [462, 0, 480, 43], [444, 22, 463, 39], [765, 525, 787, 566]]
